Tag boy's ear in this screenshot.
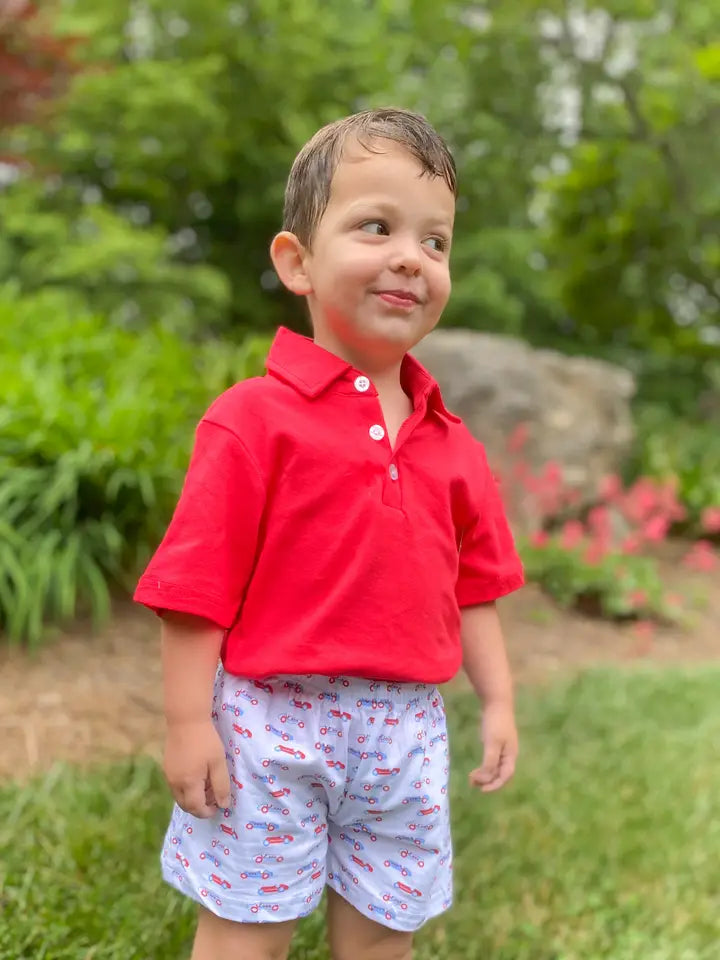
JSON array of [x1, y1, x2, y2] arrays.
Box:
[[270, 232, 313, 296]]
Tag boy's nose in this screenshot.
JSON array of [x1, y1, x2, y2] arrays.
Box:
[[388, 238, 422, 275]]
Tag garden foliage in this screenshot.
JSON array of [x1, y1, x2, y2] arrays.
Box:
[[0, 287, 268, 646]]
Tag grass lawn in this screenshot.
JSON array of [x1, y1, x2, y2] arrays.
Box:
[[2, 667, 720, 959]]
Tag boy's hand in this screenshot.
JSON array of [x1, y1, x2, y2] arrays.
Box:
[[164, 719, 231, 817], [469, 699, 518, 793]]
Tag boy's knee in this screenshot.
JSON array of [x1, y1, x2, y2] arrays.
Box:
[[331, 943, 412, 960], [191, 907, 295, 960]]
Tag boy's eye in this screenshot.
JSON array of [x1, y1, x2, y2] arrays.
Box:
[[424, 236, 448, 253], [360, 221, 389, 236]]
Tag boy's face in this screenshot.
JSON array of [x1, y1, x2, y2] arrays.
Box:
[[300, 140, 455, 365]]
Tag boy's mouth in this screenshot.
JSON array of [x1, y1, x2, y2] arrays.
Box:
[[375, 289, 421, 307]]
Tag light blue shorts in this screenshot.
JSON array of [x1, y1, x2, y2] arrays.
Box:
[[161, 669, 453, 931]]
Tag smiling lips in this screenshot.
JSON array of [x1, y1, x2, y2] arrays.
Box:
[[375, 289, 421, 308]]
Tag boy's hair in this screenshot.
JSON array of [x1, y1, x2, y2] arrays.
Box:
[[283, 108, 457, 248]]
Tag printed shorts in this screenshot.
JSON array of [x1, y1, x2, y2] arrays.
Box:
[[161, 669, 453, 932]]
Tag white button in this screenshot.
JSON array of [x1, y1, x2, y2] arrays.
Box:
[[389, 464, 399, 481], [354, 375, 370, 392], [369, 424, 385, 441]]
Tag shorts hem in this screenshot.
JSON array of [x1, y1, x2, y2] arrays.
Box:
[[162, 864, 320, 923], [325, 876, 452, 933]]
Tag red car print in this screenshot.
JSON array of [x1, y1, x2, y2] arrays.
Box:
[[275, 744, 306, 760], [259, 884, 289, 895], [291, 699, 312, 711], [210, 874, 232, 889], [327, 709, 352, 721], [326, 759, 346, 770], [251, 679, 274, 694], [314, 823, 328, 835], [250, 902, 280, 914], [221, 702, 243, 717], [384, 717, 399, 726], [373, 767, 401, 776], [270, 787, 291, 798], [175, 853, 189, 868], [263, 834, 295, 846], [199, 888, 222, 906], [219, 825, 238, 840], [230, 775, 243, 790], [419, 804, 441, 816], [232, 723, 253, 739], [351, 855, 374, 873], [261, 759, 288, 771], [319, 725, 343, 738], [395, 881, 423, 898], [265, 723, 292, 742], [279, 714, 305, 728]]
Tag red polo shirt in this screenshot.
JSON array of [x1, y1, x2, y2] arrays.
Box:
[[134, 327, 524, 683]]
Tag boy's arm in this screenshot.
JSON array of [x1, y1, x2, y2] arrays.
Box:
[[161, 611, 231, 817], [460, 601, 518, 793]]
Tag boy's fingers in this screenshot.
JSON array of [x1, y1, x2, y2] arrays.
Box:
[[177, 782, 215, 818], [471, 740, 501, 785], [209, 758, 231, 809], [470, 746, 516, 792]]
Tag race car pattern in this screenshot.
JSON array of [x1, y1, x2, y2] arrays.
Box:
[[160, 670, 452, 931]]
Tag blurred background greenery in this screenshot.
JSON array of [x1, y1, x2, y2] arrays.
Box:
[[0, 0, 718, 644]]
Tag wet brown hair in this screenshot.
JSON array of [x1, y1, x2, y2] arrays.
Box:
[[282, 108, 457, 247]]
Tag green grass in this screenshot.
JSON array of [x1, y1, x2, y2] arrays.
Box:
[[2, 668, 720, 959]]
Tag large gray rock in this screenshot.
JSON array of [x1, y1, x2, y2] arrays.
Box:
[[413, 329, 636, 520]]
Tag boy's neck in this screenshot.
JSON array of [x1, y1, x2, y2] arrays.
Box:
[[312, 332, 406, 394]]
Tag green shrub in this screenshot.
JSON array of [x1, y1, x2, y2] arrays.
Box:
[[521, 539, 678, 623], [0, 287, 269, 647]]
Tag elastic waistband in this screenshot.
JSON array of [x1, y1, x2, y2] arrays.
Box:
[[224, 671, 441, 710]]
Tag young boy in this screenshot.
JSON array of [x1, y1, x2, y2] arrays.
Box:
[[134, 108, 524, 960]]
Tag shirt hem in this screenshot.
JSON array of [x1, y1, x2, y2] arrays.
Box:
[[133, 577, 234, 629], [456, 569, 526, 607]]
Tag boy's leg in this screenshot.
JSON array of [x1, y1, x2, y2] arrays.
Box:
[[191, 907, 297, 960], [326, 889, 413, 960]]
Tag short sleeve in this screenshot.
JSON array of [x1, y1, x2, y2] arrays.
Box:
[[455, 442, 525, 607], [133, 418, 265, 628]]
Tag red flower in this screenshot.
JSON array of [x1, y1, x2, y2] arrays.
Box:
[[598, 473, 623, 502], [530, 530, 550, 548], [682, 540, 718, 572], [560, 520, 584, 550], [641, 515, 670, 543], [701, 507, 720, 534]]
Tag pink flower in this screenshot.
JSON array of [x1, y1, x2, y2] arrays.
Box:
[[628, 589, 648, 607], [588, 505, 612, 537], [682, 540, 719, 572], [641, 515, 670, 543], [560, 520, 585, 550], [620, 535, 642, 555], [583, 540, 608, 565], [701, 506, 720, 534], [530, 530, 550, 548], [507, 423, 530, 454], [598, 473, 623, 502]]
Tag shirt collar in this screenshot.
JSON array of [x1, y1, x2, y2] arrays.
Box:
[[265, 327, 460, 423]]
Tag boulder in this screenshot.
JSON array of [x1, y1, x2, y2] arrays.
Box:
[[412, 329, 636, 522]]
